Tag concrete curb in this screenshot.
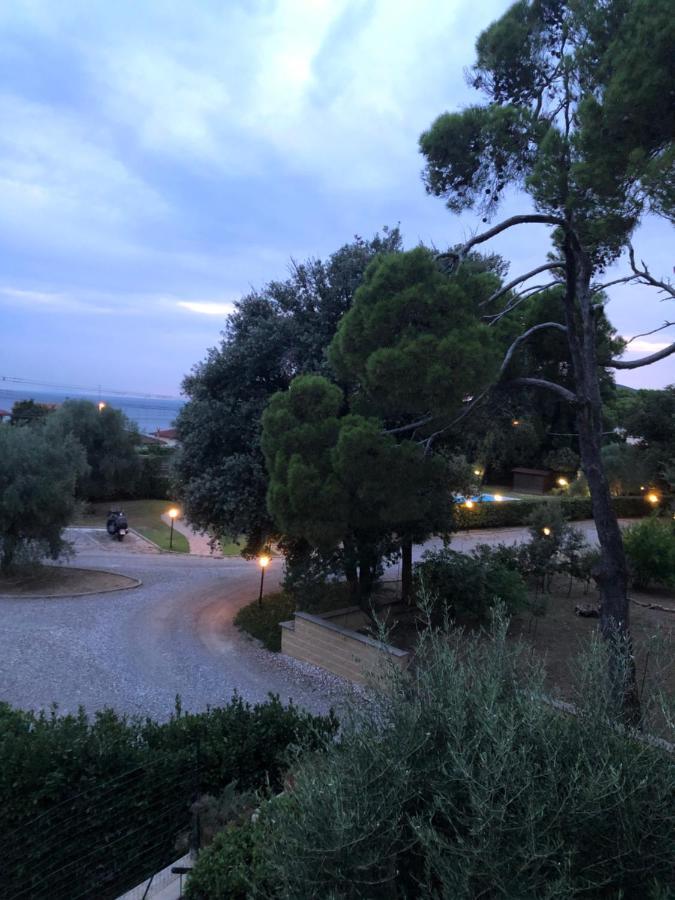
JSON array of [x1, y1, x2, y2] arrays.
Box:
[[0, 567, 142, 599]]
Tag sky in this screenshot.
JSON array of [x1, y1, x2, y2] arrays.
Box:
[[1, 0, 673, 397]]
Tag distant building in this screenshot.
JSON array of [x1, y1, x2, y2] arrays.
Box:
[[0, 408, 11, 422], [153, 428, 179, 448]]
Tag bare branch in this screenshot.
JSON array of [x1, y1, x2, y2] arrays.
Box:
[[590, 276, 638, 296], [609, 341, 675, 370], [506, 377, 577, 403], [437, 215, 565, 272], [480, 261, 565, 308], [624, 322, 675, 347], [385, 414, 434, 435], [628, 245, 675, 300], [498, 322, 567, 378], [422, 390, 489, 454], [485, 281, 565, 324]]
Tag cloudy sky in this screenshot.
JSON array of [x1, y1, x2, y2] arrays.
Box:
[[1, 0, 673, 396]]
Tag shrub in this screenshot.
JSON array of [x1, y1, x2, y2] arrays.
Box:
[[184, 818, 274, 900], [623, 517, 675, 589], [414, 547, 528, 622], [234, 591, 296, 651], [243, 620, 675, 899], [1, 696, 337, 899], [451, 494, 648, 530], [235, 584, 354, 652]]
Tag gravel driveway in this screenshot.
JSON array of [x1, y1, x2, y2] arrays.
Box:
[[0, 519, 633, 721], [0, 531, 353, 720]]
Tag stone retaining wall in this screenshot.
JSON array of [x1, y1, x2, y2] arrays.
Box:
[[280, 606, 409, 685]]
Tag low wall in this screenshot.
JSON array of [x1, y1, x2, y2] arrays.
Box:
[[280, 607, 409, 685]]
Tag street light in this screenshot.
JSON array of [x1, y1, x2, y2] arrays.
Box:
[[168, 507, 179, 549], [646, 492, 659, 505], [98, 401, 106, 412], [258, 554, 271, 607]]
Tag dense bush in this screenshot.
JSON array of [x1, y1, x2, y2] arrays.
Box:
[[235, 584, 354, 651], [187, 620, 674, 898], [234, 591, 297, 651], [414, 547, 528, 621], [1, 696, 337, 899], [623, 516, 675, 589], [184, 819, 273, 900], [452, 494, 650, 529]]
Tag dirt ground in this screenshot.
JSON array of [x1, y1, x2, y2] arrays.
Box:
[[386, 579, 675, 704], [0, 566, 139, 597], [510, 581, 675, 702]]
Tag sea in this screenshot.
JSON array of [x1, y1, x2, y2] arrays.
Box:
[[0, 386, 184, 434]]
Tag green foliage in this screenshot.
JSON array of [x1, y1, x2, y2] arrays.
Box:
[[329, 247, 501, 419], [1, 695, 337, 898], [262, 374, 453, 599], [174, 229, 403, 554], [0, 422, 87, 572], [10, 398, 53, 425], [234, 591, 296, 652], [601, 442, 654, 496], [244, 621, 674, 898], [184, 819, 273, 900], [50, 399, 141, 501], [414, 546, 528, 621], [420, 1, 674, 258], [623, 517, 675, 589]]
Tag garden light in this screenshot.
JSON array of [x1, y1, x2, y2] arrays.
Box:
[[97, 401, 106, 412], [542, 527, 552, 536], [646, 493, 659, 505], [473, 469, 481, 476], [512, 418, 520, 427], [257, 554, 271, 606], [557, 477, 568, 487], [464, 500, 475, 509], [167, 507, 179, 549], [494, 493, 503, 502]]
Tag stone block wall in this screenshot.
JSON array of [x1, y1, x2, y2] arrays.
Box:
[[280, 608, 409, 685]]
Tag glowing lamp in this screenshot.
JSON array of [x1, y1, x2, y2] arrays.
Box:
[[464, 500, 475, 509], [646, 493, 659, 505], [557, 477, 568, 487], [494, 494, 503, 502], [542, 527, 552, 536]]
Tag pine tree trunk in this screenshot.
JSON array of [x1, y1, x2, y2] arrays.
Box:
[[401, 537, 413, 602], [563, 234, 640, 722]]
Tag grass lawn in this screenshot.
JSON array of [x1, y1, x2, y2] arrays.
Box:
[[72, 500, 190, 553]]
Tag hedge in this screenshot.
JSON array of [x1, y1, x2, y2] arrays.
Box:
[[1, 696, 337, 899], [452, 495, 650, 530]]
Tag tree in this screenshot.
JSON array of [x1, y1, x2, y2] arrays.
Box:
[[10, 399, 54, 426], [174, 228, 402, 555], [419, 0, 674, 715], [327, 247, 500, 593], [0, 421, 87, 572], [50, 400, 141, 501], [261, 374, 453, 604], [618, 386, 675, 487]]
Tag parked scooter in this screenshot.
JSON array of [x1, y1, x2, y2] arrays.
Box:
[[106, 510, 128, 541]]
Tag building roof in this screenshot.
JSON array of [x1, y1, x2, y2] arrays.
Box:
[[154, 428, 178, 439]]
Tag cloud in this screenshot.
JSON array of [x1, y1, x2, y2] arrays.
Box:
[[177, 301, 236, 316], [0, 286, 115, 315], [622, 338, 673, 354]]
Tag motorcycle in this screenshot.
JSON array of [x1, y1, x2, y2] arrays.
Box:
[[106, 510, 129, 541]]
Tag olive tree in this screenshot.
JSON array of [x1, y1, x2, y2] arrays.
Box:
[[0, 422, 87, 572]]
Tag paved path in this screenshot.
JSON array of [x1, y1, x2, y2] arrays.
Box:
[[159, 514, 223, 557]]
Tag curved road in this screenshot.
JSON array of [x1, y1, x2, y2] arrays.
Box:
[[0, 518, 627, 721], [0, 529, 351, 720]]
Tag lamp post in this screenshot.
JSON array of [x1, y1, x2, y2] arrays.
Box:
[[257, 554, 270, 607], [168, 507, 179, 550]]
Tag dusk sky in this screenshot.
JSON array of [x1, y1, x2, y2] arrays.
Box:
[[1, 0, 673, 397]]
